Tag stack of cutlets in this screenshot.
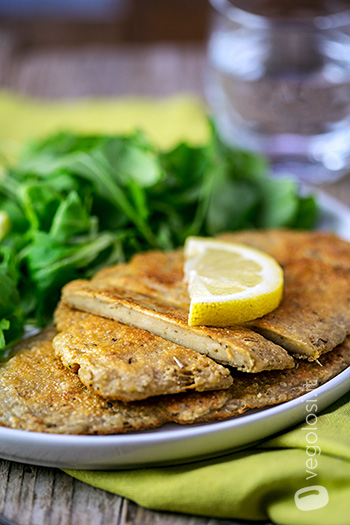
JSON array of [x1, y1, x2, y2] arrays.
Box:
[[1, 230, 350, 434]]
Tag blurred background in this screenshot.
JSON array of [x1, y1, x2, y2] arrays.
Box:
[[0, 0, 210, 46], [0, 0, 210, 98], [1, 0, 350, 181]]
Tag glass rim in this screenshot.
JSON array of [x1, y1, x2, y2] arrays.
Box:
[[209, 0, 350, 29]]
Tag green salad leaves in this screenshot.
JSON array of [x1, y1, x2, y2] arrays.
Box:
[[0, 122, 318, 353]]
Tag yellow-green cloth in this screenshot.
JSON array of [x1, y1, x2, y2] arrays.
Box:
[[0, 91, 209, 162], [1, 91, 350, 525], [66, 393, 350, 525]]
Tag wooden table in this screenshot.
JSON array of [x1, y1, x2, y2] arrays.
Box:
[[0, 32, 349, 525]]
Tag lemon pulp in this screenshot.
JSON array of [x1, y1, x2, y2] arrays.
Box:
[[184, 237, 284, 327]]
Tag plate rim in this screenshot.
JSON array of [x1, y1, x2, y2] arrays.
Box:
[[0, 361, 349, 446], [1, 188, 350, 468]]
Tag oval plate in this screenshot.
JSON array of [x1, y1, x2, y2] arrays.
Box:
[[0, 190, 350, 470]]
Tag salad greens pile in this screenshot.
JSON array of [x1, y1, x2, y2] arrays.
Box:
[[0, 121, 317, 353]]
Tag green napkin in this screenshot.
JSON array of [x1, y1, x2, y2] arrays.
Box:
[[1, 91, 349, 525], [0, 91, 209, 163], [66, 392, 350, 525]]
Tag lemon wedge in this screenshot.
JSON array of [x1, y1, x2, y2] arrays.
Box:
[[184, 236, 284, 327]]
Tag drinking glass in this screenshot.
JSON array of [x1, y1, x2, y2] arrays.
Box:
[[206, 0, 350, 183]]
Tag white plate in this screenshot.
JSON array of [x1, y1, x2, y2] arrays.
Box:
[[314, 189, 350, 241], [1, 190, 350, 470]]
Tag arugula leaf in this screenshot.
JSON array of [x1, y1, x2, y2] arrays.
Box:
[[71, 148, 157, 246], [206, 177, 260, 234], [20, 182, 61, 232], [0, 199, 27, 235], [25, 231, 121, 321], [99, 133, 163, 188], [0, 121, 318, 354], [292, 195, 319, 229], [50, 191, 95, 243], [0, 247, 21, 315], [0, 247, 24, 351], [0, 319, 10, 350], [254, 177, 300, 228]]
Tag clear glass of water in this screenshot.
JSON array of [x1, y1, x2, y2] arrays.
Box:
[[206, 0, 350, 183]]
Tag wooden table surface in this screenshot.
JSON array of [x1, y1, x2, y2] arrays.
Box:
[[0, 31, 349, 525]]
